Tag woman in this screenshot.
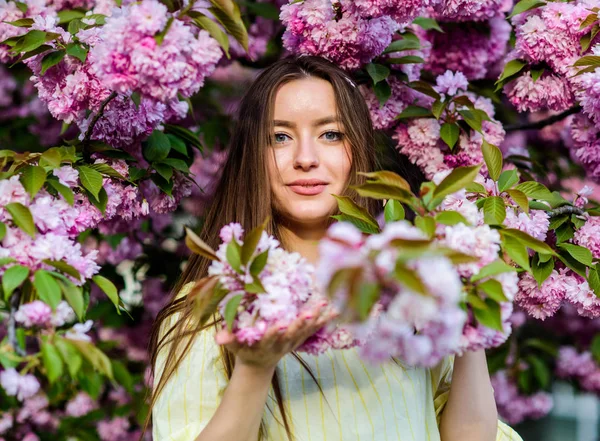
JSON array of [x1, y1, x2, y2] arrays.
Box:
[[147, 56, 522, 441]]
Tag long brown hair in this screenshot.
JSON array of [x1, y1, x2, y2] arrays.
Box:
[[145, 55, 380, 440]]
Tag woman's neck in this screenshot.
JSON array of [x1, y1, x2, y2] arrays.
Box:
[[278, 222, 328, 265]]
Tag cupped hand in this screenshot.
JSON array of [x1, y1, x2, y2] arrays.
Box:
[[215, 302, 336, 370]]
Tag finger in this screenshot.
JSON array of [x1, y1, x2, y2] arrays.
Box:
[[215, 329, 235, 345]]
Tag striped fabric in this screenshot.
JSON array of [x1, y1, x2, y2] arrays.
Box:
[[152, 285, 523, 441]]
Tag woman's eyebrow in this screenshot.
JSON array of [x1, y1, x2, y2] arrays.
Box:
[[272, 116, 340, 128]]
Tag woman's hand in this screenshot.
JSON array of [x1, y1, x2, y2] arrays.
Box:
[[215, 302, 335, 371]]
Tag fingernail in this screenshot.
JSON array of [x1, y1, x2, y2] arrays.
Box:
[[304, 314, 313, 320]]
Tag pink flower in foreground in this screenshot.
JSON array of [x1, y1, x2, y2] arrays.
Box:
[[0, 369, 40, 401], [14, 301, 52, 328], [574, 216, 600, 259]]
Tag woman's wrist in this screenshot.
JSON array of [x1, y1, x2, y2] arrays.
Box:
[[233, 358, 276, 381]]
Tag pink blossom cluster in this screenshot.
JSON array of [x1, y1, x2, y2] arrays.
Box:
[[0, 393, 61, 439], [394, 90, 505, 179], [317, 222, 467, 366], [209, 223, 355, 354], [556, 346, 600, 393], [0, 369, 40, 401], [574, 216, 600, 258], [573, 45, 600, 130], [432, 0, 512, 22], [565, 113, 600, 182], [492, 370, 553, 424], [425, 17, 511, 80], [280, 0, 400, 70], [0, 0, 51, 62], [352, 0, 434, 23], [504, 209, 550, 242], [505, 70, 575, 113], [14, 300, 75, 328], [505, 1, 591, 114], [361, 76, 432, 130], [19, 13, 193, 148], [89, 0, 222, 102]]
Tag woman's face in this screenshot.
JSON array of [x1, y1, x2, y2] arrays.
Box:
[[268, 77, 352, 228]]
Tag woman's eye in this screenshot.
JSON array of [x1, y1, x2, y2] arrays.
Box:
[[274, 133, 290, 143], [322, 131, 343, 142]]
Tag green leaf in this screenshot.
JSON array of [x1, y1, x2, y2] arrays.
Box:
[[334, 195, 380, 232], [506, 189, 529, 213], [191, 14, 230, 57], [508, 0, 546, 19], [357, 283, 379, 320], [40, 50, 65, 75], [112, 360, 134, 394], [0, 222, 6, 241], [473, 298, 503, 331], [164, 124, 202, 150], [57, 9, 86, 24], [412, 16, 443, 32], [67, 18, 84, 35], [384, 200, 405, 223], [557, 243, 593, 266], [41, 342, 64, 384], [165, 134, 188, 156], [54, 338, 82, 378], [395, 105, 432, 120], [153, 162, 173, 181], [440, 122, 460, 150], [128, 167, 146, 181], [208, 2, 248, 51], [57, 278, 84, 321], [224, 294, 243, 331], [514, 181, 553, 200], [495, 59, 527, 88], [88, 163, 126, 180], [161, 158, 190, 173], [432, 99, 449, 120], [34, 270, 62, 309], [587, 268, 600, 298], [13, 30, 48, 54], [385, 55, 425, 65], [77, 166, 104, 200], [241, 219, 268, 266], [85, 187, 108, 215], [39, 148, 62, 168], [92, 275, 120, 312], [331, 214, 380, 235], [2, 265, 29, 301], [591, 335, 600, 364], [558, 253, 587, 278], [249, 249, 269, 277], [395, 264, 428, 295], [69, 340, 114, 380], [366, 63, 390, 85], [527, 355, 551, 388], [465, 182, 487, 193], [383, 37, 421, 54], [502, 235, 530, 272], [5, 203, 36, 237], [19, 165, 47, 198], [374, 80, 392, 106], [530, 67, 545, 82], [5, 18, 34, 27], [245, 279, 266, 294], [432, 165, 481, 200], [226, 240, 242, 273], [502, 229, 555, 255], [353, 183, 414, 204], [359, 171, 412, 190], [415, 215, 436, 239], [532, 254, 554, 286], [498, 169, 518, 193], [143, 130, 172, 162], [467, 293, 488, 310], [482, 140, 503, 181], [435, 210, 469, 226], [478, 279, 508, 302], [483, 196, 506, 225], [471, 260, 516, 282]]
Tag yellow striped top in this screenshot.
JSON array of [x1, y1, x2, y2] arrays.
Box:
[[152, 285, 523, 441]]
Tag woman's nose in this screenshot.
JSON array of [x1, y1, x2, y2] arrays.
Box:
[[293, 136, 319, 171]]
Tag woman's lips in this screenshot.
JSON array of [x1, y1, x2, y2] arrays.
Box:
[[287, 180, 329, 196]]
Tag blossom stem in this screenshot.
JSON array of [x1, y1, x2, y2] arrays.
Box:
[[8, 290, 26, 357], [505, 106, 581, 132], [548, 206, 585, 218], [83, 91, 118, 145]]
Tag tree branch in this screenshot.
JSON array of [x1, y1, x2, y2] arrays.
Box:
[[8, 290, 26, 357], [83, 91, 118, 144], [548, 205, 585, 218], [505, 106, 581, 133]]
